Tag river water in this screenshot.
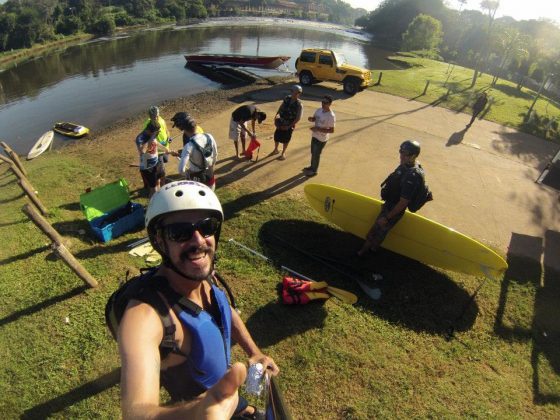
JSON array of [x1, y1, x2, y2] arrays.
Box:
[[0, 18, 393, 154]]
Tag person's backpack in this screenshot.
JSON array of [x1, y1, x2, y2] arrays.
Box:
[[189, 133, 214, 172], [105, 268, 180, 358], [406, 165, 433, 212]]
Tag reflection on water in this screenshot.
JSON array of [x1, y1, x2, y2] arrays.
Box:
[[0, 21, 392, 153]]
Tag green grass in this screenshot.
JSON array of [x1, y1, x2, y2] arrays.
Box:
[[371, 54, 560, 143], [1, 141, 559, 418]]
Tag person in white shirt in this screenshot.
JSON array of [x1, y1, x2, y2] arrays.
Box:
[[303, 95, 336, 176], [171, 114, 218, 190]]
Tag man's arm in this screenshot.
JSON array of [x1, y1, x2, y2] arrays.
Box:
[[119, 301, 244, 420], [230, 309, 280, 375], [250, 118, 256, 137], [118, 301, 166, 418], [378, 197, 409, 227], [177, 143, 193, 175]]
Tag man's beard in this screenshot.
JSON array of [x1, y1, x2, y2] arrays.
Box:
[[176, 245, 214, 281]]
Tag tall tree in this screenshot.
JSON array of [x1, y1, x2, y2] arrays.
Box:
[[362, 0, 446, 49], [470, 0, 499, 87], [401, 13, 443, 51]]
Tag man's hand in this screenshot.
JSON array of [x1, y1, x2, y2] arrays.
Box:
[[196, 363, 247, 419], [249, 354, 280, 376]]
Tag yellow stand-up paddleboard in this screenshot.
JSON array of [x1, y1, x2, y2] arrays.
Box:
[[304, 183, 507, 280]]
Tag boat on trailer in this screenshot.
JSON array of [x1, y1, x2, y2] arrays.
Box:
[[184, 54, 290, 69]]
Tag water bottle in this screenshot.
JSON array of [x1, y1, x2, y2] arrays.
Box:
[[245, 363, 265, 396]]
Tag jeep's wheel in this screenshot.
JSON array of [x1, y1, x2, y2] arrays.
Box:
[[299, 72, 313, 86], [343, 79, 359, 95]]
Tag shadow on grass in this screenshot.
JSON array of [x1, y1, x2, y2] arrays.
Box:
[[492, 82, 533, 100], [21, 368, 120, 419], [0, 177, 16, 188], [58, 201, 82, 211], [494, 231, 560, 404], [245, 300, 328, 348], [0, 191, 24, 204], [221, 174, 307, 221], [0, 285, 87, 328], [257, 220, 478, 337], [49, 218, 145, 251], [0, 244, 50, 266]]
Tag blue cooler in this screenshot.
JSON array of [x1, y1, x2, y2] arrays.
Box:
[[79, 178, 145, 242]]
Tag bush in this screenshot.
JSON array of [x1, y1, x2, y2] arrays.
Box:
[[521, 110, 560, 141], [91, 15, 115, 36], [56, 15, 82, 35], [114, 11, 134, 27]]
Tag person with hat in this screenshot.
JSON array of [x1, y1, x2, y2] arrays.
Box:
[[357, 140, 426, 256], [229, 105, 267, 158], [272, 85, 304, 160], [170, 112, 205, 146], [171, 113, 218, 191], [117, 181, 279, 418]]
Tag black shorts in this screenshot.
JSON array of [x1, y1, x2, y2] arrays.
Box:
[[366, 205, 404, 245], [141, 163, 164, 188], [274, 127, 294, 144]]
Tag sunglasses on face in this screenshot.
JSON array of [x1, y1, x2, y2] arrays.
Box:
[[399, 150, 412, 156], [161, 217, 220, 242]]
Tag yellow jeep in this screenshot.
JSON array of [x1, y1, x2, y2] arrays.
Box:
[[295, 48, 372, 95]]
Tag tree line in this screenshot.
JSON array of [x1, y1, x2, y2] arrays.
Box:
[[356, 0, 560, 89], [0, 0, 365, 52]]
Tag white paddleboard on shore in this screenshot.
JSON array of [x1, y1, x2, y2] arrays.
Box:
[[27, 131, 54, 160]]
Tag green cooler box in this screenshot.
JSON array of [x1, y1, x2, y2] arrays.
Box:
[[79, 178, 145, 242]]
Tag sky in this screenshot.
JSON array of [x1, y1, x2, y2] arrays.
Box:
[[345, 0, 560, 23]]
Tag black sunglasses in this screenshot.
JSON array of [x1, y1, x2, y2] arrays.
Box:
[[161, 217, 220, 242]]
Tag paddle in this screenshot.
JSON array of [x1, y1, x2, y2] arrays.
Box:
[[228, 238, 358, 304], [263, 233, 382, 301]]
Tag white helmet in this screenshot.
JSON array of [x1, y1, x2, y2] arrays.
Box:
[[146, 181, 223, 239]]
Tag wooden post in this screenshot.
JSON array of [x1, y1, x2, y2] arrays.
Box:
[[376, 72, 382, 86], [0, 141, 27, 176], [18, 179, 48, 215], [0, 154, 28, 182], [21, 204, 98, 288], [52, 243, 98, 288], [22, 203, 64, 245], [423, 80, 430, 95]]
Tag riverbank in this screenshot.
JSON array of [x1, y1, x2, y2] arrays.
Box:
[[0, 33, 93, 71]]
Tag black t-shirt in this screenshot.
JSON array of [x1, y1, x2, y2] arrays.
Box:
[[231, 105, 257, 123]]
